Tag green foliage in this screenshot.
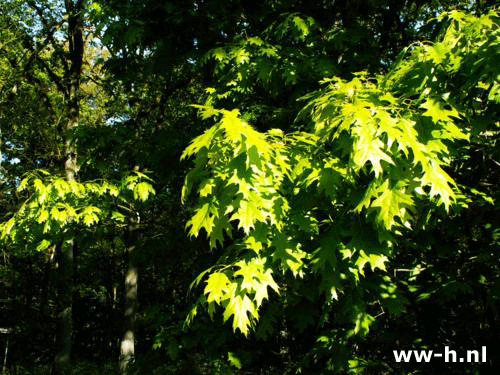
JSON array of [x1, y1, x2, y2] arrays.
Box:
[[1, 170, 155, 253], [2, 1, 499, 374], [182, 7, 500, 372]]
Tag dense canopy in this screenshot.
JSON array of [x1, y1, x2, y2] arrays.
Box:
[[0, 0, 499, 374]]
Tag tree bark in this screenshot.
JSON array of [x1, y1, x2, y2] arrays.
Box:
[[54, 242, 74, 374], [54, 1, 84, 373], [40, 246, 55, 319], [104, 237, 118, 356], [120, 225, 139, 374]]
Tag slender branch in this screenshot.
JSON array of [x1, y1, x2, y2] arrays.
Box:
[[26, 1, 69, 73], [23, 17, 67, 73], [26, 0, 54, 30], [37, 57, 67, 94]]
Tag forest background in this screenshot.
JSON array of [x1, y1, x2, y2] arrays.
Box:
[[0, 0, 499, 374]]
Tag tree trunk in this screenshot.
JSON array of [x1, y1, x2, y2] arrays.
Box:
[[120, 225, 139, 374], [54, 242, 74, 374], [104, 237, 118, 356], [40, 246, 55, 319], [54, 1, 84, 373]]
